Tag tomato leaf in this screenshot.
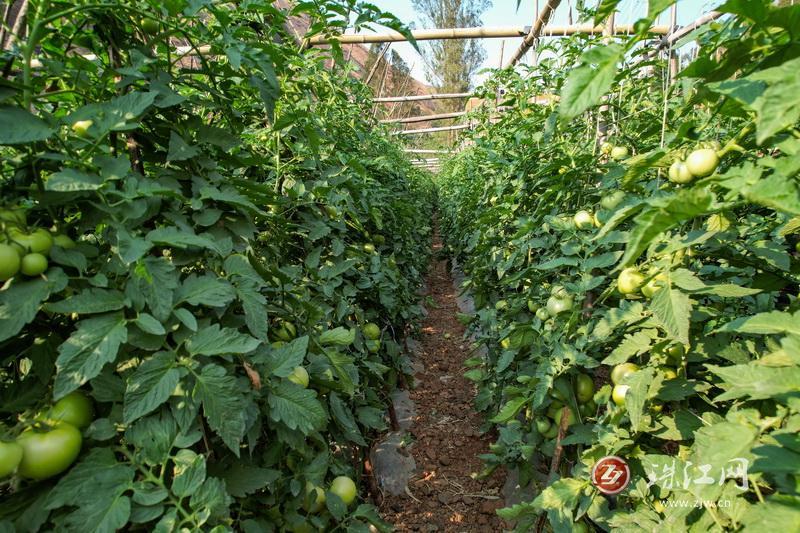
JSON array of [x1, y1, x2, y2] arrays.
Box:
[[124, 351, 183, 423], [267, 382, 327, 435], [54, 312, 128, 399]]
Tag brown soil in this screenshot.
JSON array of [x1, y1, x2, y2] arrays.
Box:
[[380, 230, 508, 532]]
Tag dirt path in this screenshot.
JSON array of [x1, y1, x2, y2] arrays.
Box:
[[380, 229, 507, 532]]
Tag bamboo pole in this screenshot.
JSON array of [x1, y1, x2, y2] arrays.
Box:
[[394, 124, 471, 135], [309, 24, 669, 45], [596, 12, 615, 149], [404, 149, 452, 154], [505, 0, 562, 67], [365, 42, 391, 85], [381, 111, 466, 124], [375, 92, 472, 103]]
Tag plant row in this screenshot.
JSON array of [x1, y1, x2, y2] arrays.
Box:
[[0, 1, 431, 532], [438, 2, 800, 531]]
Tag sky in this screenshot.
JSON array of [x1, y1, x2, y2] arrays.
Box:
[[353, 0, 724, 86]]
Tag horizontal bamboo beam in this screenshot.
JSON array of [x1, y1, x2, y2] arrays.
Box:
[[310, 24, 669, 45], [395, 124, 471, 135], [381, 111, 466, 124], [375, 92, 472, 103], [404, 149, 452, 154], [660, 11, 722, 48]]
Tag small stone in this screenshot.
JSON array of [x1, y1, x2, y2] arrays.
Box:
[[462, 496, 475, 506], [480, 500, 502, 515], [426, 525, 440, 532], [437, 492, 452, 505], [439, 456, 452, 466]]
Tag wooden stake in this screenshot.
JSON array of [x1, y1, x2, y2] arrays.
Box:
[[505, 0, 563, 67], [394, 124, 470, 135], [375, 92, 473, 103]]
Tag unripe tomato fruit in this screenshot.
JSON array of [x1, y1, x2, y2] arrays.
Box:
[[363, 243, 375, 254], [0, 208, 26, 225], [579, 399, 597, 418], [617, 268, 645, 294], [140, 18, 160, 35], [273, 321, 296, 342], [659, 366, 677, 380], [49, 391, 94, 429], [535, 417, 552, 434], [304, 481, 326, 513], [527, 300, 538, 313], [611, 362, 639, 385], [685, 148, 719, 177], [288, 366, 309, 388], [600, 190, 625, 211], [71, 119, 93, 138], [53, 234, 76, 249], [366, 339, 381, 353], [610, 146, 629, 161], [641, 272, 668, 298], [600, 142, 613, 155], [329, 476, 357, 506], [325, 205, 339, 218], [0, 244, 21, 281], [552, 406, 577, 426], [362, 322, 381, 340], [546, 295, 573, 317], [11, 228, 53, 255], [20, 253, 48, 276], [16, 424, 82, 480], [494, 299, 508, 311], [0, 441, 23, 478], [573, 210, 594, 230], [573, 522, 589, 533], [666, 344, 685, 363], [575, 374, 594, 404], [668, 161, 694, 184], [535, 307, 550, 321], [612, 384, 629, 406]]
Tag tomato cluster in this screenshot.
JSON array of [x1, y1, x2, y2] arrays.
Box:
[[0, 208, 77, 281]]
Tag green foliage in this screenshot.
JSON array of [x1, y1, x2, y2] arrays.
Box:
[[0, 1, 432, 530], [438, 1, 800, 530]]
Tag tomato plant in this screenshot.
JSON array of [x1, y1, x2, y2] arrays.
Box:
[[440, 1, 800, 530], [0, 1, 429, 530]]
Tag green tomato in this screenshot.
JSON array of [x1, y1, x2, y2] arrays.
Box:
[[49, 391, 94, 429], [17, 424, 82, 480], [0, 441, 23, 478], [575, 374, 595, 404], [273, 321, 297, 342], [10, 228, 53, 255], [666, 344, 685, 363], [373, 235, 385, 245], [612, 384, 629, 407], [579, 399, 597, 418], [573, 210, 594, 230], [366, 339, 381, 353], [611, 362, 640, 385], [53, 234, 76, 249], [71, 119, 94, 138], [527, 300, 538, 313], [659, 366, 678, 380], [546, 295, 573, 317], [552, 406, 577, 426], [0, 243, 21, 281], [795, 242, 800, 253], [600, 142, 613, 155], [668, 161, 694, 184], [641, 272, 668, 298], [0, 208, 26, 226], [617, 268, 645, 295], [610, 146, 629, 161], [140, 18, 160, 35], [685, 148, 719, 177], [573, 521, 589, 533], [304, 481, 326, 513], [362, 322, 381, 340], [329, 475, 357, 506], [535, 417, 552, 435], [600, 191, 625, 211], [325, 205, 339, 218], [363, 243, 376, 254], [494, 299, 508, 311], [535, 307, 550, 321], [20, 253, 48, 276], [287, 366, 309, 388], [542, 424, 558, 439]]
